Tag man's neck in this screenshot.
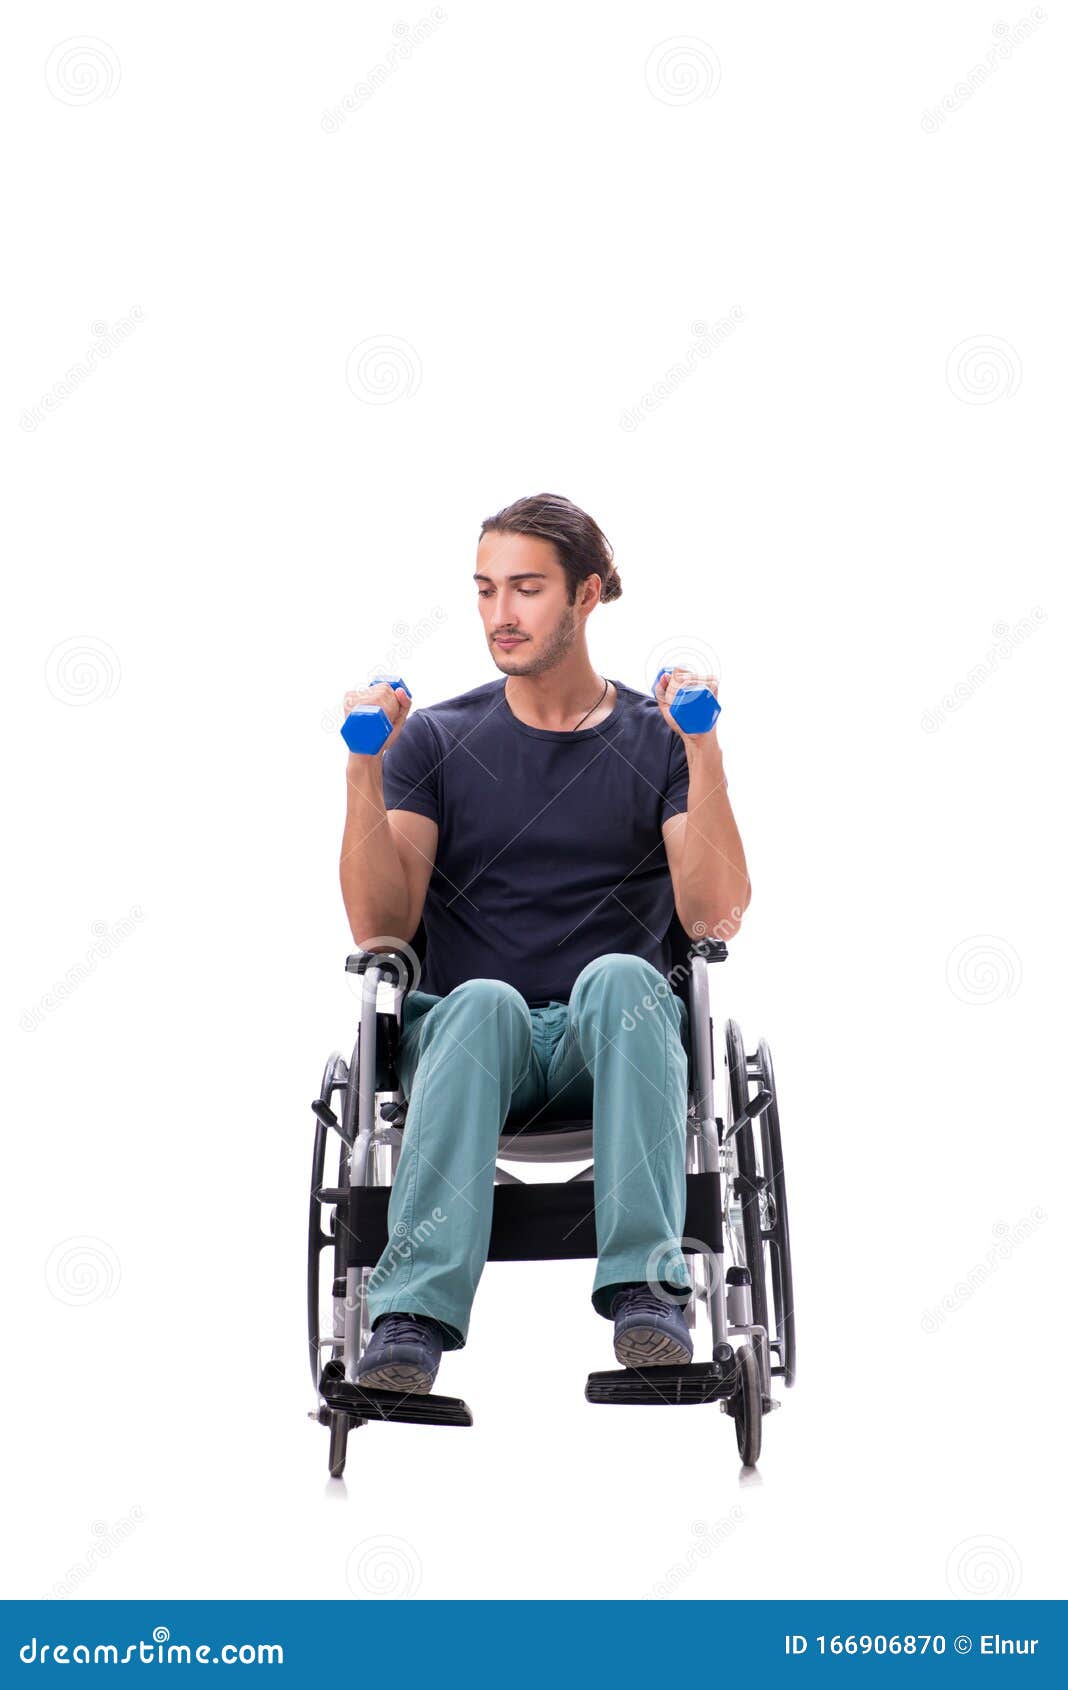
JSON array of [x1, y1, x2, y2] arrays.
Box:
[[504, 667, 615, 732]]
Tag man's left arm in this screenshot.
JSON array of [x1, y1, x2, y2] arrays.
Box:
[[657, 669, 752, 943]]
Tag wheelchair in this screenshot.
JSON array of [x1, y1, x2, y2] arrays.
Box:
[[307, 915, 796, 1475]]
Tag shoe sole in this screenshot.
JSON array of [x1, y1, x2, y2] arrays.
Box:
[[614, 1324, 693, 1369], [352, 1362, 437, 1394]]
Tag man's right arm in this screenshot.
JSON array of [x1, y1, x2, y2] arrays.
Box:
[[339, 755, 414, 946], [337, 680, 439, 949]]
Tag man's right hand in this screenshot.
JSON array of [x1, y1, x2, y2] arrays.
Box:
[[341, 680, 412, 761]]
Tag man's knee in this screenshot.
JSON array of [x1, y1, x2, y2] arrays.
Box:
[[414, 978, 532, 1087], [573, 951, 661, 997], [433, 977, 532, 1052], [571, 952, 678, 1031], [444, 977, 529, 1020]]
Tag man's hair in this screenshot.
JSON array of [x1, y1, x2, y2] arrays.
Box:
[[479, 493, 622, 605]]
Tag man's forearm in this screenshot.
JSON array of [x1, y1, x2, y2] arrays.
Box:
[[339, 757, 410, 946], [677, 740, 752, 941]]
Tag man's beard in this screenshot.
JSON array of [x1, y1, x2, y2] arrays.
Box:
[[499, 606, 577, 677]]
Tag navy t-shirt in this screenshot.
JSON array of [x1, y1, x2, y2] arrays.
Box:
[[380, 676, 690, 1005]]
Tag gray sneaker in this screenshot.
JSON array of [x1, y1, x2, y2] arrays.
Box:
[[352, 1313, 443, 1393], [611, 1283, 694, 1368]]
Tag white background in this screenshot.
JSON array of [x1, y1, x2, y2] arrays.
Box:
[[2, 1, 1064, 1603]]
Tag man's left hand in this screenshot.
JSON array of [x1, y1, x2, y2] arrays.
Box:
[[654, 666, 721, 752]]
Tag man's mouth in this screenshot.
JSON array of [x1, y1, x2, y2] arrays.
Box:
[[496, 637, 526, 647]]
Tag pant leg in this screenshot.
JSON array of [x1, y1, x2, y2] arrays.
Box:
[[365, 978, 534, 1349], [544, 952, 693, 1319]]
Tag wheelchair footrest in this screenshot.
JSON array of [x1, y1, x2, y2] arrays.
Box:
[[320, 1375, 473, 1428], [585, 1360, 733, 1406]]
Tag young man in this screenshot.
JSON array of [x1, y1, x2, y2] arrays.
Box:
[[339, 492, 751, 1392]]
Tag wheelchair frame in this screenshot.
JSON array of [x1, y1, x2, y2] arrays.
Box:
[[307, 932, 795, 1476]]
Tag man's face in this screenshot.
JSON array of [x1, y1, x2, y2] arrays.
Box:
[[474, 531, 594, 677]]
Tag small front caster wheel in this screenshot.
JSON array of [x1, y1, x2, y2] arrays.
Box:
[[328, 1411, 350, 1478], [729, 1343, 762, 1466]]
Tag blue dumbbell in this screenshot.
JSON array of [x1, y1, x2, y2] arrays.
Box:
[[340, 675, 411, 755], [652, 666, 721, 734]]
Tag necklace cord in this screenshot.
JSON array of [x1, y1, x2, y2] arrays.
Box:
[[503, 674, 609, 731], [570, 675, 609, 731]]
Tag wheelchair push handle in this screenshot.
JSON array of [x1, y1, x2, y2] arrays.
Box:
[[340, 675, 412, 756], [652, 666, 721, 736]]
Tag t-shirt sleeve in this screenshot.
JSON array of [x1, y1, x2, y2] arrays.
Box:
[[660, 733, 690, 824], [380, 710, 442, 825]]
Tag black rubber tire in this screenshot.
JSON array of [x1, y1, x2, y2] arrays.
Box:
[[756, 1037, 796, 1387], [308, 1057, 350, 1391], [724, 1020, 770, 1346], [307, 1114, 330, 1390], [328, 1411, 349, 1478], [734, 1343, 762, 1466]]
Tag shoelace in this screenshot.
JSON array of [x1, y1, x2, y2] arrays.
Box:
[[616, 1283, 685, 1318], [376, 1313, 436, 1345]]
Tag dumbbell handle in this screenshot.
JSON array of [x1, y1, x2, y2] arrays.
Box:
[[652, 666, 721, 735], [340, 675, 411, 756]]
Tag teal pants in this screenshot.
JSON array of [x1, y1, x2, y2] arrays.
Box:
[[365, 951, 693, 1350]]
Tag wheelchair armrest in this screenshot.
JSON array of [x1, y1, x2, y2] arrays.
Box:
[[346, 946, 408, 986], [689, 937, 728, 964], [345, 948, 414, 992]]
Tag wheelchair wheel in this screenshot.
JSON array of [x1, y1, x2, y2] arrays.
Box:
[[754, 1037, 796, 1387], [730, 1343, 762, 1466], [724, 1020, 770, 1347], [308, 1053, 348, 1389]]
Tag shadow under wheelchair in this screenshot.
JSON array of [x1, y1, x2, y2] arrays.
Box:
[[307, 917, 796, 1477]]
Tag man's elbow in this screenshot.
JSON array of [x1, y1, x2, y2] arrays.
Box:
[[711, 901, 748, 944], [682, 881, 751, 944]]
